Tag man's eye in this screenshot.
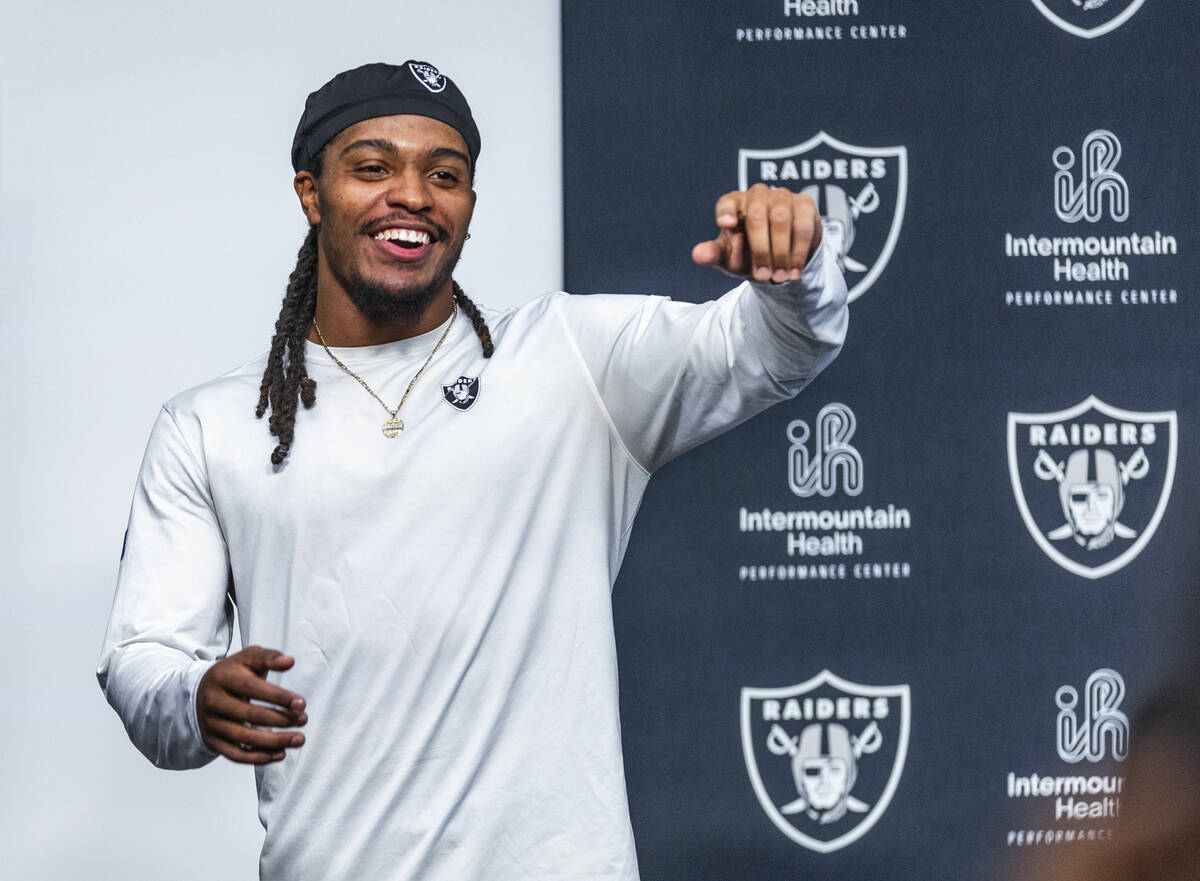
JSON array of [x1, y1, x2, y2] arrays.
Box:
[[358, 164, 387, 175], [431, 170, 461, 182]]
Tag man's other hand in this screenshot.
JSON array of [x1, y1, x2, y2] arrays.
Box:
[[692, 184, 823, 283], [196, 645, 307, 764]]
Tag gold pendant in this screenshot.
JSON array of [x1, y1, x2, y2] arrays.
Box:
[[382, 416, 404, 438]]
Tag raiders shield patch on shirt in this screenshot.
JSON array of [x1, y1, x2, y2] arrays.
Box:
[[442, 375, 479, 411]]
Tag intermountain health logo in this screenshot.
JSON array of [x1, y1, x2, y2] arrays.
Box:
[[737, 403, 914, 582], [787, 403, 862, 497], [741, 671, 910, 853], [1054, 130, 1128, 223], [1005, 668, 1128, 847], [1007, 396, 1177, 578], [1056, 669, 1129, 764], [1030, 0, 1145, 39], [1003, 129, 1179, 308], [739, 133, 907, 302]]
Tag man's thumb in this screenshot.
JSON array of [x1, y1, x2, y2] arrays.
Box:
[[244, 645, 294, 672]]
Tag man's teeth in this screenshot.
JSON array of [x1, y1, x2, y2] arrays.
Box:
[[373, 228, 432, 245]]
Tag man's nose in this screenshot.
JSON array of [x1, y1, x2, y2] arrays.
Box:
[[386, 168, 432, 212]]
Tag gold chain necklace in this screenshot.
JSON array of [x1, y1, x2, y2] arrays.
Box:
[[312, 303, 458, 438]]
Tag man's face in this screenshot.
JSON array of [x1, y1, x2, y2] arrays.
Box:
[[1068, 482, 1116, 536], [800, 757, 849, 810], [296, 114, 476, 322]]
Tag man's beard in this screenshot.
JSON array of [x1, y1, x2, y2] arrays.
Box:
[[322, 224, 467, 324], [343, 266, 448, 323]]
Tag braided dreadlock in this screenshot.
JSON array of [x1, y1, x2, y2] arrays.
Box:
[[256, 228, 494, 466], [255, 227, 319, 466], [454, 281, 494, 358]]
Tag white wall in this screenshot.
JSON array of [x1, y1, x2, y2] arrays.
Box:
[[0, 2, 561, 876]]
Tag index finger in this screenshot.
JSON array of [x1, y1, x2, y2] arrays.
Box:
[[714, 191, 746, 229]]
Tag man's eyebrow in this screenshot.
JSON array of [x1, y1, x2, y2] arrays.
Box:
[[339, 138, 400, 158], [430, 147, 471, 167], [338, 140, 470, 167]]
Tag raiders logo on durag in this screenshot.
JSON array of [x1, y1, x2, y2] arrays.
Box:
[[408, 61, 447, 93], [442, 375, 480, 411]]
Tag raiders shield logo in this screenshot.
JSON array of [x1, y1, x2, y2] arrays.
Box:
[[442, 375, 479, 411], [741, 670, 910, 853], [738, 132, 907, 303], [1029, 0, 1145, 39], [408, 61, 447, 93], [1007, 396, 1177, 579]]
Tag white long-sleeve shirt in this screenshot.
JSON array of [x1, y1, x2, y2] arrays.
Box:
[[98, 244, 847, 880]]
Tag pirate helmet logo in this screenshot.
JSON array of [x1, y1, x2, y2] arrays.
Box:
[[441, 375, 480, 411], [777, 721, 882, 824], [1008, 396, 1177, 579], [1028, 0, 1145, 39], [1049, 448, 1142, 550], [741, 670, 910, 853], [738, 132, 907, 303]]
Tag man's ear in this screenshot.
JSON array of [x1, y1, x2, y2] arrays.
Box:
[[294, 171, 321, 225]]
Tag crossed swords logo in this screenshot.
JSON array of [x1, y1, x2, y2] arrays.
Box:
[[1034, 446, 1149, 541], [766, 721, 883, 819]]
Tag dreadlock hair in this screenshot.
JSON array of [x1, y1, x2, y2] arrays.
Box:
[[455, 280, 494, 359], [256, 228, 495, 466]]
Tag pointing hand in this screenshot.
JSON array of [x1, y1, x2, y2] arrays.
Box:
[[692, 184, 823, 283]]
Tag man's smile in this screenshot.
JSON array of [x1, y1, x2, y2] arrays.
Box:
[[366, 222, 441, 262]]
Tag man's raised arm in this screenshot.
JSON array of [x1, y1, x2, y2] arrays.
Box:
[[554, 184, 848, 473]]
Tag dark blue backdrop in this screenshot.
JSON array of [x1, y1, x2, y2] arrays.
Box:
[[562, 2, 1198, 879]]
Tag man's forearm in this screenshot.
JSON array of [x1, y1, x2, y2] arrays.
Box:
[[98, 641, 219, 770], [739, 238, 850, 391]]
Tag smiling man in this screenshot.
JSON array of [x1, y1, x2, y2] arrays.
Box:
[[97, 61, 848, 880]]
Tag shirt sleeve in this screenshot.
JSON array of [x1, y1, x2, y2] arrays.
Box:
[[96, 405, 234, 769], [553, 239, 849, 473]]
